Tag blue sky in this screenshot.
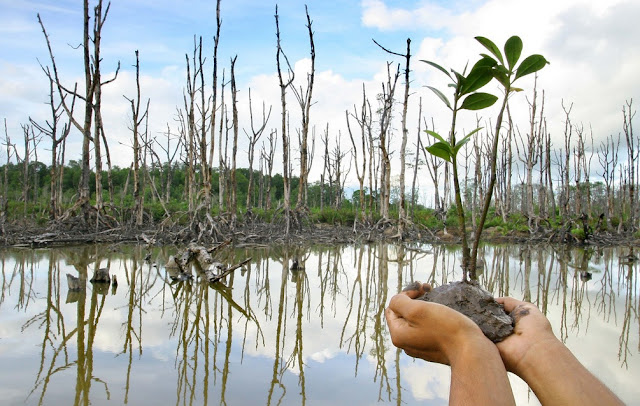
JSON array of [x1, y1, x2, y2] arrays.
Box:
[[1, 0, 639, 197]]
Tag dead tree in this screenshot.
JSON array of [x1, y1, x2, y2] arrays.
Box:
[[598, 134, 620, 229], [208, 0, 222, 193], [541, 118, 555, 220], [409, 98, 423, 218], [123, 50, 150, 227], [183, 37, 200, 216], [291, 5, 315, 211], [560, 101, 574, 218], [346, 84, 371, 225], [262, 129, 277, 211], [156, 123, 182, 203], [218, 70, 228, 212], [38, 0, 120, 222], [29, 74, 72, 220], [377, 62, 400, 220], [374, 38, 410, 227], [244, 89, 272, 210], [1, 120, 13, 226], [275, 5, 295, 234], [424, 118, 444, 212], [230, 55, 239, 224], [622, 99, 637, 230]]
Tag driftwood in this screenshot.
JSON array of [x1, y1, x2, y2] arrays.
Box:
[[165, 240, 248, 284]]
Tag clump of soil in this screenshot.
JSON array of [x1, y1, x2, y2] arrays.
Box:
[[418, 281, 513, 343]]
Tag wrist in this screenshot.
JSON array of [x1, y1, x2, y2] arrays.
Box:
[[447, 329, 495, 366], [515, 336, 565, 379]]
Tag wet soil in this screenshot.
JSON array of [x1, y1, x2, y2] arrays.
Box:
[[418, 281, 514, 343], [1, 211, 637, 248]]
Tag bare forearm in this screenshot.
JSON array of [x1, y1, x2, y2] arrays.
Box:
[[449, 338, 515, 406], [516, 339, 623, 405]]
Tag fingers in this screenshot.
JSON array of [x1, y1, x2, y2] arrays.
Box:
[[496, 296, 524, 312], [401, 282, 431, 299]]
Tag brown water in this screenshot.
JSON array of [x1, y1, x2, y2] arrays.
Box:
[[0, 243, 638, 405]]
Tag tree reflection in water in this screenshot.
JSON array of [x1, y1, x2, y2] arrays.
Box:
[[0, 243, 638, 405]]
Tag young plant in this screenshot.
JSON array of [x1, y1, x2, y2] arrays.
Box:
[[425, 36, 548, 282]]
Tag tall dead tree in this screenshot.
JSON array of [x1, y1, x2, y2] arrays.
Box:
[[410, 98, 423, 218], [29, 74, 72, 220], [346, 85, 371, 225], [262, 129, 276, 211], [124, 50, 150, 227], [598, 134, 620, 229], [229, 55, 239, 224], [560, 101, 573, 218], [374, 40, 410, 228], [244, 89, 272, 210], [1, 120, 14, 226], [275, 5, 295, 234], [38, 0, 120, 222], [209, 0, 222, 208], [622, 99, 637, 229], [424, 118, 443, 212], [377, 62, 400, 220], [292, 5, 315, 211], [218, 70, 227, 212]]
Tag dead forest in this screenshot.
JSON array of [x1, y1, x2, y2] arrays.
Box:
[[1, 0, 639, 247]]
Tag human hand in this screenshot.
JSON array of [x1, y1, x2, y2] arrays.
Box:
[[495, 297, 558, 375], [385, 282, 488, 365]]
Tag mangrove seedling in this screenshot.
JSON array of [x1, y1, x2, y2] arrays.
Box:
[[424, 35, 549, 282]]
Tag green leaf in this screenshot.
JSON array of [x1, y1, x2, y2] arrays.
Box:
[[426, 142, 453, 162], [504, 36, 523, 70], [427, 86, 452, 110], [460, 92, 498, 111], [421, 60, 452, 80], [460, 58, 496, 95], [475, 36, 504, 65], [515, 54, 549, 80], [453, 127, 484, 154], [425, 129, 447, 143], [493, 70, 510, 89]]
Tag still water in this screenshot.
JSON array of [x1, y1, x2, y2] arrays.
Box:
[[0, 243, 638, 405]]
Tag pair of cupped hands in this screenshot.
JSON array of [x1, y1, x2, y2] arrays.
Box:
[[385, 282, 556, 375]]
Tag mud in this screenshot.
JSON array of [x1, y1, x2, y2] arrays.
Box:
[[418, 281, 514, 343]]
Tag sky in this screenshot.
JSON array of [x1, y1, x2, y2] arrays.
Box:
[[1, 0, 639, 201]]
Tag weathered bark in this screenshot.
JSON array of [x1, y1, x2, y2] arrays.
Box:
[[244, 89, 272, 210], [123, 50, 149, 227], [275, 5, 295, 234], [622, 100, 637, 230], [230, 56, 239, 224], [292, 5, 315, 211], [377, 62, 399, 219]]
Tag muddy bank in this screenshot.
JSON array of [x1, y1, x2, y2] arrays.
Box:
[[1, 214, 638, 248]]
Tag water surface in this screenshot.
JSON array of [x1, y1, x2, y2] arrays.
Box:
[[0, 243, 638, 405]]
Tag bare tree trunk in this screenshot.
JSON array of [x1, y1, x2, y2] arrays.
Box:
[[263, 129, 276, 211], [622, 100, 637, 230], [410, 98, 423, 218], [293, 5, 315, 211], [377, 63, 399, 219], [598, 134, 619, 229], [245, 89, 272, 210], [30, 76, 72, 220], [218, 70, 227, 212], [346, 84, 371, 225], [209, 0, 221, 199], [230, 55, 239, 224], [275, 5, 295, 234], [124, 50, 150, 227]]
